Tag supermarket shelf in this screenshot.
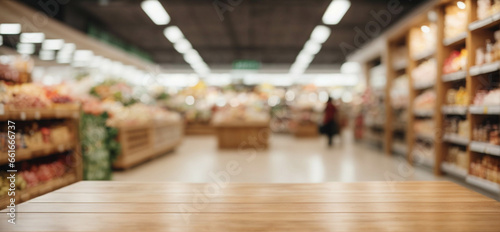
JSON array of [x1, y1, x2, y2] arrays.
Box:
[[469, 12, 500, 31], [0, 173, 77, 209], [443, 134, 469, 146], [0, 142, 76, 165], [470, 141, 500, 157], [469, 105, 500, 115], [411, 49, 435, 61], [442, 70, 466, 82], [469, 61, 500, 76], [441, 162, 467, 179], [413, 110, 434, 117], [392, 59, 408, 71], [413, 81, 435, 90], [441, 105, 467, 115], [0, 106, 80, 121], [442, 32, 467, 47], [465, 175, 500, 194], [416, 133, 435, 142]]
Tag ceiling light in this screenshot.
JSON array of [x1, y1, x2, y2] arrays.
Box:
[[20, 32, 45, 43], [141, 0, 171, 25], [457, 1, 466, 9], [16, 43, 35, 54], [303, 40, 322, 55], [183, 49, 203, 64], [39, 50, 55, 61], [174, 39, 192, 53], [421, 25, 430, 33], [164, 26, 184, 43], [60, 43, 76, 54], [296, 51, 314, 64], [42, 39, 64, 50], [322, 0, 351, 25], [341, 62, 361, 74], [310, 25, 331, 44], [74, 50, 94, 62], [0, 24, 21, 35]]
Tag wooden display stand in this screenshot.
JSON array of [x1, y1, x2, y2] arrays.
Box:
[[0, 108, 82, 209], [184, 122, 214, 135], [113, 121, 183, 169], [293, 122, 319, 138], [213, 121, 270, 149]]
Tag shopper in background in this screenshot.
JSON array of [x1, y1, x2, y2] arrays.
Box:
[[323, 97, 338, 147]]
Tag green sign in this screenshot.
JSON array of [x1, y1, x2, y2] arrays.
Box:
[[232, 60, 261, 70]]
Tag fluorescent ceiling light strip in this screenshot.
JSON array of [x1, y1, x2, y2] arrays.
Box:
[[39, 50, 55, 61], [42, 39, 64, 50], [174, 39, 192, 53], [0, 24, 21, 35], [141, 0, 171, 25], [303, 40, 321, 55], [20, 32, 45, 43], [17, 43, 35, 55], [322, 0, 351, 25], [310, 25, 331, 44], [164, 26, 184, 43]]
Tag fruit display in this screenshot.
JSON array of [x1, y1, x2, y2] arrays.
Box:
[[414, 90, 436, 111], [444, 3, 467, 39], [0, 122, 72, 153], [446, 87, 469, 106], [472, 120, 500, 145], [89, 80, 135, 105], [0, 55, 33, 83], [412, 59, 437, 87], [443, 49, 467, 74], [473, 88, 500, 106], [445, 146, 468, 170], [212, 105, 270, 123], [470, 155, 500, 184], [104, 102, 181, 127], [0, 82, 77, 110]]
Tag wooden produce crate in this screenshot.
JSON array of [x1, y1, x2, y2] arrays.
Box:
[[213, 121, 270, 149], [184, 122, 214, 135], [113, 121, 183, 169], [293, 122, 319, 138]]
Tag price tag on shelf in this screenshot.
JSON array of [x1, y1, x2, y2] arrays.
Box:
[[34, 111, 41, 120], [0, 104, 4, 115], [20, 112, 26, 121]]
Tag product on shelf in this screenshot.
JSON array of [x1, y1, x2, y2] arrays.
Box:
[[0, 55, 33, 83], [473, 88, 500, 106], [409, 23, 437, 57], [475, 30, 500, 65], [476, 0, 500, 20], [414, 90, 436, 111], [444, 117, 470, 137], [414, 119, 435, 137], [0, 82, 77, 110], [445, 146, 469, 170], [470, 155, 500, 184], [443, 49, 467, 74], [0, 122, 73, 153], [472, 120, 500, 145], [390, 75, 409, 109], [412, 59, 437, 87], [212, 105, 270, 123], [446, 87, 469, 106], [444, 3, 467, 39], [104, 103, 181, 127]]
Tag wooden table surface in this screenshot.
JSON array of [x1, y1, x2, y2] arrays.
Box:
[[2, 181, 500, 231]]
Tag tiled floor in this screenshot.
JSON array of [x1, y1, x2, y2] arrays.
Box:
[[113, 131, 499, 200]]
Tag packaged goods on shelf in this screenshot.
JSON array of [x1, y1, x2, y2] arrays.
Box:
[[443, 49, 467, 74], [476, 0, 500, 20], [412, 59, 437, 87], [409, 23, 437, 58], [444, 117, 470, 138], [0, 55, 33, 83], [413, 142, 435, 166], [446, 87, 469, 106], [414, 119, 435, 137], [470, 155, 500, 184], [475, 30, 500, 65], [444, 3, 467, 39], [473, 121, 500, 145], [445, 146, 469, 170], [391, 75, 409, 109], [414, 90, 436, 111], [473, 88, 500, 106]]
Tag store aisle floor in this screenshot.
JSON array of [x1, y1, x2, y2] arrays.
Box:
[[113, 131, 441, 183]]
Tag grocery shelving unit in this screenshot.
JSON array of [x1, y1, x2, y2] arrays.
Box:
[[0, 107, 82, 208]]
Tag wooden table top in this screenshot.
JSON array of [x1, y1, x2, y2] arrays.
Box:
[[2, 181, 500, 232]]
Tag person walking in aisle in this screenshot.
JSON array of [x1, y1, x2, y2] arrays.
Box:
[[323, 97, 338, 147]]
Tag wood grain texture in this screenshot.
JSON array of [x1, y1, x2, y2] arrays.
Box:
[[1, 181, 499, 232]]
